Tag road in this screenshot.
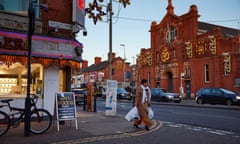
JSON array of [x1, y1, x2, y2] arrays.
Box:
[[89, 99, 240, 144]]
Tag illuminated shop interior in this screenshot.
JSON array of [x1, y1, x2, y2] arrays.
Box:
[[0, 62, 43, 97]]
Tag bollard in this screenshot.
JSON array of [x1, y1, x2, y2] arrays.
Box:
[[132, 95, 135, 107], [83, 94, 86, 111], [93, 95, 97, 112]]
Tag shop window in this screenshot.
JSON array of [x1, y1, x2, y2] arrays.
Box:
[[0, 0, 40, 19], [0, 62, 43, 97]]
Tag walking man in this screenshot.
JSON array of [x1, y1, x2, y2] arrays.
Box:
[[133, 79, 152, 130]]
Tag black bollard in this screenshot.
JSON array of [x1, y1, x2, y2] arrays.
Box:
[[93, 95, 97, 112], [83, 94, 86, 111], [132, 95, 135, 107]]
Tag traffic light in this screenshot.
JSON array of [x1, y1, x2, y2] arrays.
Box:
[[73, 0, 85, 27]]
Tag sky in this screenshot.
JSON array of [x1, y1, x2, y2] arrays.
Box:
[[77, 0, 240, 65]]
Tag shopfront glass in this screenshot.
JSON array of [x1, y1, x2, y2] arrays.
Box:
[[0, 62, 43, 98]]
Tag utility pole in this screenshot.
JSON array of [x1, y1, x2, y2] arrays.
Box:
[[132, 56, 135, 65], [109, 0, 113, 80], [120, 44, 126, 84], [85, 0, 130, 80]]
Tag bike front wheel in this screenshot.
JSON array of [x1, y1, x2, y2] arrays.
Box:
[[30, 109, 52, 134], [0, 111, 10, 136]]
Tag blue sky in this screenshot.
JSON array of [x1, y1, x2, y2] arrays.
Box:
[[77, 0, 240, 65]]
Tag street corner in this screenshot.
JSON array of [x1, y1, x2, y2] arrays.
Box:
[[50, 119, 163, 144]]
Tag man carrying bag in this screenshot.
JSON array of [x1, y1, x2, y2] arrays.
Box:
[[125, 79, 153, 131]]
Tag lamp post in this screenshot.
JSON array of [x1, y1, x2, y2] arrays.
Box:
[[85, 0, 130, 80], [180, 72, 184, 97], [109, 0, 113, 80], [120, 44, 126, 84], [24, 0, 35, 136], [120, 44, 126, 60]]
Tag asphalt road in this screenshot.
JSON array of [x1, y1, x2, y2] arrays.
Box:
[[153, 104, 240, 133], [90, 99, 240, 144]]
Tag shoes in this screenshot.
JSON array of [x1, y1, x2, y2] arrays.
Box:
[[134, 124, 140, 129], [145, 126, 150, 131]]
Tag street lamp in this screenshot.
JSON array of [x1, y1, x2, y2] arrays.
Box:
[[120, 44, 126, 60], [85, 0, 130, 80], [120, 44, 126, 84], [180, 72, 184, 97]]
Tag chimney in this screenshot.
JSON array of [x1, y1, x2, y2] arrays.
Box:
[[108, 52, 116, 60], [94, 57, 101, 64], [82, 60, 88, 68], [112, 52, 116, 59]]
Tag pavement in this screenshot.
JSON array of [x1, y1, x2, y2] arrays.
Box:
[[0, 100, 239, 144]]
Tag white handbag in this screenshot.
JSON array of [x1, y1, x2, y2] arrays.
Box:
[[125, 106, 154, 121]]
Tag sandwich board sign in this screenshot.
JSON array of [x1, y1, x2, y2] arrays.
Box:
[[55, 92, 78, 131]]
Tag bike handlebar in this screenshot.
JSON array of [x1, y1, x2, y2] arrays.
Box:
[[0, 94, 40, 108]]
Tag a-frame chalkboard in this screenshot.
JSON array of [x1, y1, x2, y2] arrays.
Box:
[[55, 92, 78, 131]]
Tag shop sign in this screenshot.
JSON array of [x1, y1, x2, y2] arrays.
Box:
[[0, 36, 27, 50], [55, 92, 78, 131]]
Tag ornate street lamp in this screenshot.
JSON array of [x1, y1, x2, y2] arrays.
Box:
[[85, 0, 130, 80]]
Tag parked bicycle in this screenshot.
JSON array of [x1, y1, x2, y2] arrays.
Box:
[[0, 94, 52, 136]]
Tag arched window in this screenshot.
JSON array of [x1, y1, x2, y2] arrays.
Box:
[[166, 26, 177, 42]]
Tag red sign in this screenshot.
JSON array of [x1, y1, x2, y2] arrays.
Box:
[[0, 36, 27, 50], [78, 0, 85, 10]]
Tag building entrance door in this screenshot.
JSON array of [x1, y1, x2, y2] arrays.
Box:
[[185, 80, 191, 99], [167, 71, 173, 92]]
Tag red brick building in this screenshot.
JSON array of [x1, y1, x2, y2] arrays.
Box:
[[0, 0, 84, 113], [137, 0, 240, 98], [72, 53, 133, 88]]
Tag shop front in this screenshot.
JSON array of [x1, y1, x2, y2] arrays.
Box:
[[0, 30, 83, 115]]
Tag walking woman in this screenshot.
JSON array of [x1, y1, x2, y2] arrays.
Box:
[[133, 79, 152, 130]]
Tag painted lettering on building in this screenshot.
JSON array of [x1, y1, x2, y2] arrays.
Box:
[[0, 36, 27, 50]]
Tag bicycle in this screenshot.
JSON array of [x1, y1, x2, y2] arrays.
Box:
[[0, 94, 52, 136]]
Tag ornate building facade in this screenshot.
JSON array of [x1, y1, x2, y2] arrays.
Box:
[[137, 0, 240, 98]]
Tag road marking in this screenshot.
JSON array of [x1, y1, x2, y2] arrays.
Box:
[[51, 120, 163, 144], [171, 111, 240, 120], [164, 121, 240, 138], [130, 120, 163, 136]]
